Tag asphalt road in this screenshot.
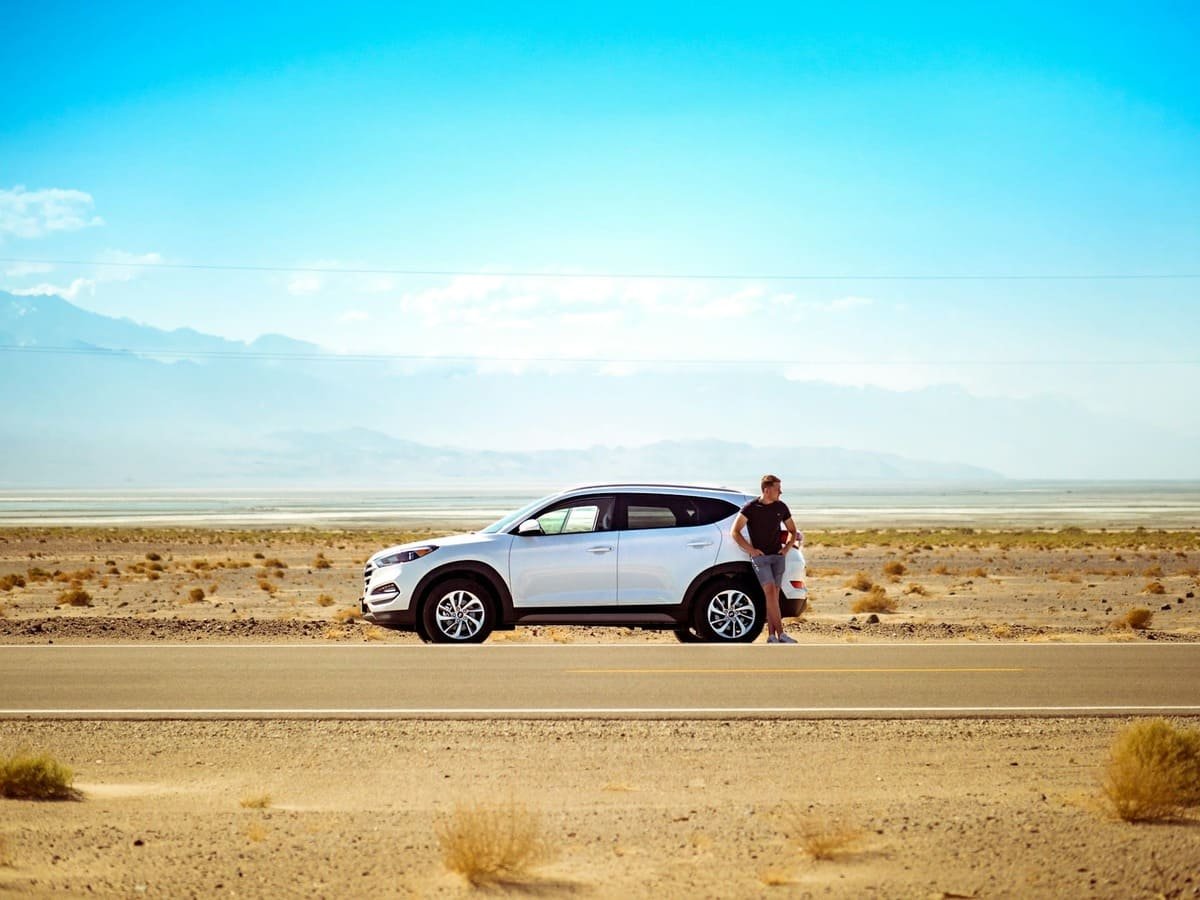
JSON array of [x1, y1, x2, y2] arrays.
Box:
[[1, 643, 1198, 719]]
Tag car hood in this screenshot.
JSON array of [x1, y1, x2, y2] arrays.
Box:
[[371, 531, 501, 562]]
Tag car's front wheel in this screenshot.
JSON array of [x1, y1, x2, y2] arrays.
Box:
[[692, 579, 764, 643], [422, 578, 495, 644]]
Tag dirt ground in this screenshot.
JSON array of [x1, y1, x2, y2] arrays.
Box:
[[2, 528, 1199, 898], [1, 719, 1198, 899], [0, 526, 1197, 643]]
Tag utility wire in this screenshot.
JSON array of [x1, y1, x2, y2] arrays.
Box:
[[3, 257, 1199, 281], [0, 344, 1195, 366]]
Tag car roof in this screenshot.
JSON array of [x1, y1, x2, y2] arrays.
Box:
[[560, 483, 749, 499]]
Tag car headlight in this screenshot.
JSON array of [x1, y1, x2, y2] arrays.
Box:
[[374, 546, 438, 567]]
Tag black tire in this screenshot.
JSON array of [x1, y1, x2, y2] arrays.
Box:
[[691, 578, 764, 643], [421, 578, 495, 644], [672, 626, 703, 643]]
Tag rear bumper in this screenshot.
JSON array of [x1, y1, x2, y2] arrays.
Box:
[[779, 594, 808, 618]]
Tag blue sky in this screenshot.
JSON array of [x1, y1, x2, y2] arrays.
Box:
[[2, 1, 1198, 436]]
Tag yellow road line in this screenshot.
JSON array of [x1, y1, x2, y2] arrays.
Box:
[[568, 667, 1025, 674]]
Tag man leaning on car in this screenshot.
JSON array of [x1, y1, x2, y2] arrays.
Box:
[[730, 474, 799, 644]]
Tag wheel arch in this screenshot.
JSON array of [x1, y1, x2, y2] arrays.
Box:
[[681, 562, 763, 614], [412, 561, 514, 627]]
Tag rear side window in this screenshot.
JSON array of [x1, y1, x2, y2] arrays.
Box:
[[623, 494, 739, 530]]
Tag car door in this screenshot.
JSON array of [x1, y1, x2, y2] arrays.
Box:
[[616, 493, 726, 606], [507, 494, 618, 608]]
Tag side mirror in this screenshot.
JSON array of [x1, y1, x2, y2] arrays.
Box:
[[517, 519, 544, 536]]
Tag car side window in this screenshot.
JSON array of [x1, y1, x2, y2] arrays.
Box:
[[624, 494, 740, 530], [531, 496, 616, 535], [627, 500, 678, 530]]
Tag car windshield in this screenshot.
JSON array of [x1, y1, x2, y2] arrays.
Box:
[[479, 493, 556, 534]]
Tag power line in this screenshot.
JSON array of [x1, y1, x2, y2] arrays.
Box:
[[3, 257, 1199, 282], [1, 344, 1195, 366]]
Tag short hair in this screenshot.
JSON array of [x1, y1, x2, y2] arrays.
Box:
[[761, 474, 780, 490]]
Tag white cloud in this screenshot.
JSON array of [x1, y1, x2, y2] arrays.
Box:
[[2, 249, 163, 300], [338, 309, 370, 323], [0, 185, 104, 240], [11, 277, 96, 301]]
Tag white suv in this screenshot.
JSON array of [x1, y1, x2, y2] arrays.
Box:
[[362, 484, 808, 643]]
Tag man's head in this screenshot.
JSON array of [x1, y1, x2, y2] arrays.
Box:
[[760, 474, 782, 501]]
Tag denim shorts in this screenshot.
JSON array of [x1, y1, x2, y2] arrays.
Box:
[[750, 553, 785, 588]]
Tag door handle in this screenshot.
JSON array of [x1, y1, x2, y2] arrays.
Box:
[[687, 541, 713, 548], [587, 546, 614, 553]]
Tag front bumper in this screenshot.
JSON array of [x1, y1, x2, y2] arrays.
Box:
[[361, 602, 419, 629]]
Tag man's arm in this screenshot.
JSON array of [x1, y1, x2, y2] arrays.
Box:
[[730, 513, 760, 556], [781, 516, 800, 552]]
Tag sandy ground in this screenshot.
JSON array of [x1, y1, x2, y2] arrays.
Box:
[[2, 528, 1199, 898], [0, 527, 1197, 643], [1, 719, 1199, 899]]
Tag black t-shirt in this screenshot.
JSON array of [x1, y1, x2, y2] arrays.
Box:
[[739, 498, 792, 555]]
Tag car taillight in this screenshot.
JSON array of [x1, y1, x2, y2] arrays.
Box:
[[789, 580, 805, 589]]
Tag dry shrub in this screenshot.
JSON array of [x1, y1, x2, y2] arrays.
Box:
[[0, 574, 26, 592], [784, 811, 864, 861], [322, 626, 347, 641], [334, 607, 363, 623], [187, 587, 206, 603], [362, 625, 386, 642], [145, 552, 162, 561], [933, 564, 953, 575], [1101, 719, 1200, 821], [903, 583, 928, 596], [845, 572, 874, 592], [759, 868, 795, 886], [1142, 581, 1166, 595], [436, 800, 556, 886], [990, 624, 1013, 639], [257, 579, 277, 595], [55, 588, 92, 607], [1143, 565, 1164, 578], [245, 822, 268, 843], [262, 558, 287, 570], [240, 792, 272, 809], [851, 586, 897, 614], [968, 566, 988, 578], [0, 750, 80, 801], [313, 554, 332, 569], [1049, 572, 1083, 583], [882, 561, 906, 576], [1113, 608, 1154, 630], [316, 593, 335, 607], [0, 834, 12, 867]]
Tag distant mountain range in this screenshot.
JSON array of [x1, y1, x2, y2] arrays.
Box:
[[1, 290, 1195, 485]]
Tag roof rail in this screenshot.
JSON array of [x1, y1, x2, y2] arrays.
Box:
[[564, 482, 742, 493]]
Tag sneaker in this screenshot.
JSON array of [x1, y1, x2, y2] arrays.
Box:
[[766, 635, 780, 644], [778, 633, 797, 644]]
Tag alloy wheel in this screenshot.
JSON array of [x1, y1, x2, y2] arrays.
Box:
[[706, 588, 757, 640], [434, 589, 486, 640]]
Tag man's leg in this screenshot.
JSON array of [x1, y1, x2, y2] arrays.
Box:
[[764, 582, 782, 637]]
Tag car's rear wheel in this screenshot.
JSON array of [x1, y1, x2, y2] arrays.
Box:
[[422, 578, 495, 644], [692, 579, 764, 643]]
